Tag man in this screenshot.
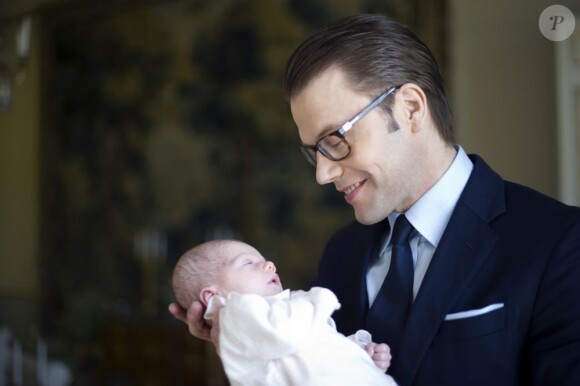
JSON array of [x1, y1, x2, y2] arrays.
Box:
[[170, 14, 580, 385]]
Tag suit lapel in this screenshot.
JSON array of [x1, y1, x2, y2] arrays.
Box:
[[346, 219, 389, 332], [395, 155, 506, 385]]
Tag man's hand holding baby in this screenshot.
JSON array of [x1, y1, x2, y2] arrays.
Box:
[[168, 300, 220, 347]]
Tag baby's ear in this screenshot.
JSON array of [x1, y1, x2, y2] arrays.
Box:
[[199, 286, 218, 307]]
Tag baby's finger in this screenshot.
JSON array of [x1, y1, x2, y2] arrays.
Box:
[[375, 343, 391, 353], [372, 351, 392, 372], [364, 341, 377, 356]]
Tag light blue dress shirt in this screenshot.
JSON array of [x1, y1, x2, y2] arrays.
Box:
[[367, 145, 474, 306]]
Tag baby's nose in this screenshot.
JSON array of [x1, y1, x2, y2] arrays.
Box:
[[263, 261, 276, 272]]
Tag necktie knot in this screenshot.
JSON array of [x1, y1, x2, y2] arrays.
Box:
[[391, 215, 414, 247]]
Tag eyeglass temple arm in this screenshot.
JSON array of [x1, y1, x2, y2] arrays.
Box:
[[338, 86, 398, 135]]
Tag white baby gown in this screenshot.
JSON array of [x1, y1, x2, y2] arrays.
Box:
[[205, 287, 398, 386]]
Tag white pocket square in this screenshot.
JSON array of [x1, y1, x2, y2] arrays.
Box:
[[444, 303, 504, 321]]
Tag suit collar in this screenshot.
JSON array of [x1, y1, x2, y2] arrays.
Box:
[[460, 154, 506, 222]]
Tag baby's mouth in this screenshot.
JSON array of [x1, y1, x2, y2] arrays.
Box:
[[269, 274, 281, 286]]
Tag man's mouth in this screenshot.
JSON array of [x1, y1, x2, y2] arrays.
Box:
[[344, 182, 361, 195], [343, 180, 365, 196]]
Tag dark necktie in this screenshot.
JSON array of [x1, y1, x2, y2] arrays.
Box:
[[365, 214, 415, 358]]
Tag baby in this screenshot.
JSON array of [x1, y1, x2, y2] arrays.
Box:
[[172, 239, 398, 386]]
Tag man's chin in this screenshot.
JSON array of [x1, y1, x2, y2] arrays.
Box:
[[353, 209, 372, 225], [354, 209, 385, 225]]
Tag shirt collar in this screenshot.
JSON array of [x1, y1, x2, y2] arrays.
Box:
[[388, 145, 473, 248]]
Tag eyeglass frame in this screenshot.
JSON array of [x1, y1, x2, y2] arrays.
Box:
[[299, 85, 401, 166]]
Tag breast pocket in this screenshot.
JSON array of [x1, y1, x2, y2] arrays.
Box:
[[435, 303, 507, 344]]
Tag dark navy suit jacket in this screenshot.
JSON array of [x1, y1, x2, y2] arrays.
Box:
[[315, 155, 580, 386]]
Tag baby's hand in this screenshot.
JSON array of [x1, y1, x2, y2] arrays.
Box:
[[365, 342, 392, 372]]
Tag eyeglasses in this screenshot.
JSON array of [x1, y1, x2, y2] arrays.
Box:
[[299, 85, 401, 166]]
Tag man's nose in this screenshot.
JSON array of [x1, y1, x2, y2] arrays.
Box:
[[315, 154, 342, 185], [263, 261, 276, 272]]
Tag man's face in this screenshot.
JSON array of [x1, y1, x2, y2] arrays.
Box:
[[218, 243, 283, 296], [290, 66, 420, 224]]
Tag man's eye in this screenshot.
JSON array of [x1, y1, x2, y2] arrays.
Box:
[[322, 135, 344, 149]]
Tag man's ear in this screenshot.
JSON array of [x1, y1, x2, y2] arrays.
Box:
[[200, 286, 219, 307], [398, 83, 428, 131]]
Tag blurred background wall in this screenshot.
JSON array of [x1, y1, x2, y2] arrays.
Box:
[[0, 0, 578, 384], [451, 0, 579, 203]]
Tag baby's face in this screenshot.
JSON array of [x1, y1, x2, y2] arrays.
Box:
[[217, 243, 283, 296]]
